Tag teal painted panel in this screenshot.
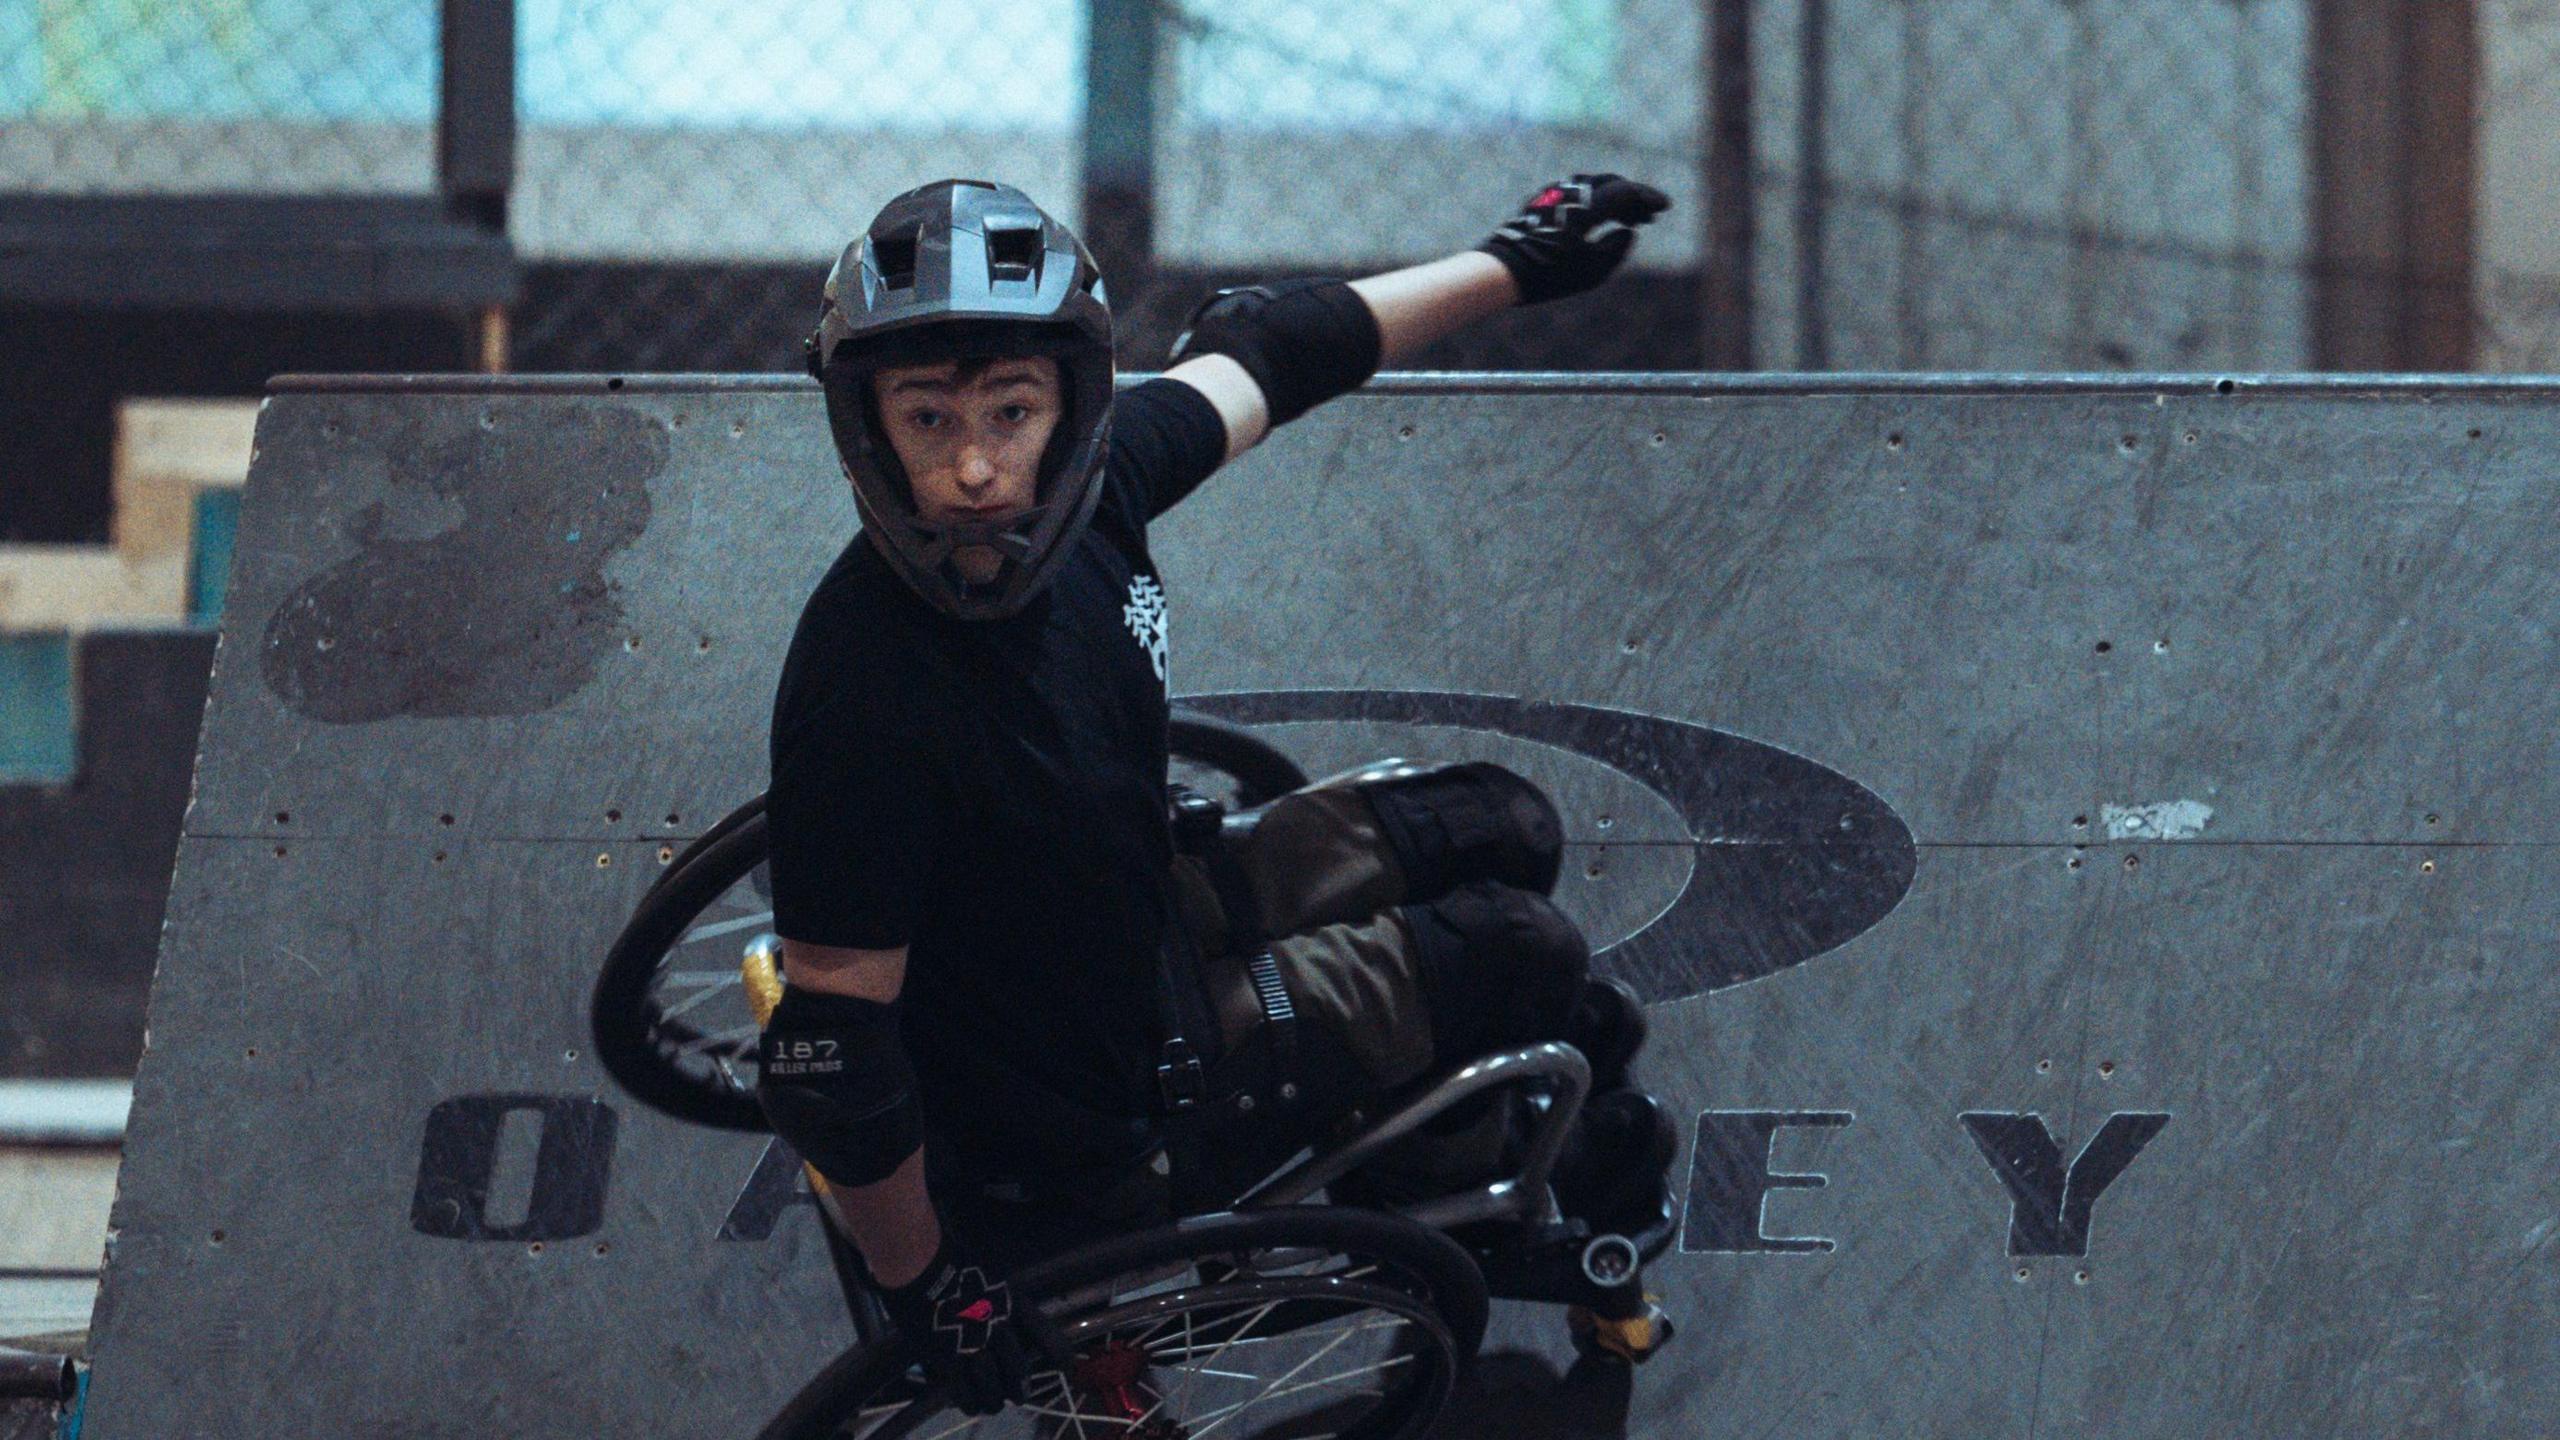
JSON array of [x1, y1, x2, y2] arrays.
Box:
[[0, 632, 75, 784], [189, 488, 242, 623]]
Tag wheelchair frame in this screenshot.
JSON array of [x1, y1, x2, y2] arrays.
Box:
[[591, 713, 1677, 1436], [806, 1030, 1675, 1345]]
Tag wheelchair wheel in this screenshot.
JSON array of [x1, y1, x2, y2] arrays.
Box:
[[637, 791, 764, 906], [1166, 709, 1309, 808], [757, 1207, 1487, 1440], [591, 812, 776, 1131], [592, 712, 1308, 1132]]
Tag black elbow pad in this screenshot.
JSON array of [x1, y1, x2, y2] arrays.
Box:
[[755, 985, 924, 1188], [1167, 278, 1383, 426]]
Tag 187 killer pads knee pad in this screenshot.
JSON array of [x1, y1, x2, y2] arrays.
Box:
[[1400, 878, 1590, 1063], [1350, 760, 1565, 899]]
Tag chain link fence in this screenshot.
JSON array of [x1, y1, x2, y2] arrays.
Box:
[[1753, 0, 2314, 373], [5, 0, 2558, 373], [0, 0, 437, 193], [510, 0, 1712, 371], [1142, 0, 1708, 368]]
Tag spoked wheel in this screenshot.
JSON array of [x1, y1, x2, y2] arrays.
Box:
[[590, 811, 779, 1131], [758, 1208, 1488, 1440], [591, 710, 1310, 1131]]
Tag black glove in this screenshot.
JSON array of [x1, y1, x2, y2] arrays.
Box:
[[1474, 174, 1672, 305], [877, 1235, 1035, 1415]]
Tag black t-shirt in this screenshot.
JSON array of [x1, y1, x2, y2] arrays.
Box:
[[766, 378, 1229, 1170]]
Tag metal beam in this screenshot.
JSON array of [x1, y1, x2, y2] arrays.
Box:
[[1082, 0, 1159, 293], [438, 0, 517, 233], [1705, 0, 1757, 370], [2309, 0, 2477, 369], [0, 196, 516, 311], [1795, 0, 1830, 370]]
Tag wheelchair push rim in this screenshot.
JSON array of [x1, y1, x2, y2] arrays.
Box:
[[759, 1207, 1486, 1440]]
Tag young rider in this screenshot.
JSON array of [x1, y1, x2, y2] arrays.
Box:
[[761, 174, 1675, 1413]]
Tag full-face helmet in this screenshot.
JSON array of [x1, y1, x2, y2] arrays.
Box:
[[806, 179, 1115, 619]]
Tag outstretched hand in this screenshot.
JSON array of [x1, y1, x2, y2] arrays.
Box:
[[1474, 174, 1672, 306]]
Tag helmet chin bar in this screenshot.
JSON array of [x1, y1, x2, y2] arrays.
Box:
[[883, 493, 1065, 616]]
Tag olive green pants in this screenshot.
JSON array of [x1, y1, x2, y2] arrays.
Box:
[[1169, 781, 1531, 1212], [936, 777, 1554, 1270]]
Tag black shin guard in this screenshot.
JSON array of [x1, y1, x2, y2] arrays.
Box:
[[1357, 761, 1565, 899], [1401, 880, 1591, 1140], [1561, 976, 1648, 1094], [1553, 1088, 1679, 1238]]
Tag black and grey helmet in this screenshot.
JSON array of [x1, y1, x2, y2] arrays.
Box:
[[805, 179, 1115, 620]]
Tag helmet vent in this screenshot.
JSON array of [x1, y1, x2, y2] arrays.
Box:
[[872, 234, 919, 289], [987, 225, 1042, 281]]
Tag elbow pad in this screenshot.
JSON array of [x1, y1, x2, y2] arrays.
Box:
[[1167, 278, 1383, 426], [755, 985, 924, 1187]]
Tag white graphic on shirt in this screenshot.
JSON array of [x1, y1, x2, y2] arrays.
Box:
[[1123, 574, 1169, 687]]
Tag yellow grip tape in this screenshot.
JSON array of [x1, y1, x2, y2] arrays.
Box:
[[741, 937, 835, 1201]]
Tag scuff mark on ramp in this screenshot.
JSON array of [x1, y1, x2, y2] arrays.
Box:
[[259, 405, 667, 722]]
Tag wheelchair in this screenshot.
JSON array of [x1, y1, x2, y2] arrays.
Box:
[[591, 710, 1678, 1439]]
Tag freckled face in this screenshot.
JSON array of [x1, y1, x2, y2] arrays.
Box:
[[871, 357, 1064, 583]]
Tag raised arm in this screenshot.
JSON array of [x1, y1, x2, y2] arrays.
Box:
[[1349, 251, 1522, 364], [1164, 173, 1671, 463]]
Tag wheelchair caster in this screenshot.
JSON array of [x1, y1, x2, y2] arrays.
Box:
[[1566, 1295, 1675, 1365]]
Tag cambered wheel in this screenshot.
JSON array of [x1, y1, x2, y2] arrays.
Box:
[[758, 1207, 1487, 1440], [591, 711, 1309, 1132]]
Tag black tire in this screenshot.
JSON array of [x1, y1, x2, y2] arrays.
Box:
[[594, 715, 1304, 1132], [642, 713, 1294, 910], [1168, 708, 1308, 806], [590, 812, 774, 1132], [638, 792, 766, 907], [757, 1207, 1487, 1440]]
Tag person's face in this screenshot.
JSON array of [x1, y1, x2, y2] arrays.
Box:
[[870, 355, 1064, 584]]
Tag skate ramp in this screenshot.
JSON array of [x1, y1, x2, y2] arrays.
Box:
[[79, 372, 2559, 1437]]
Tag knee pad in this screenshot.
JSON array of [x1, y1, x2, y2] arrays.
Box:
[[1401, 879, 1590, 1064], [755, 986, 924, 1188], [1350, 760, 1565, 899]]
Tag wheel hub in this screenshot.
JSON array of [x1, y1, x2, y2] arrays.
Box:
[[1066, 1339, 1185, 1437]]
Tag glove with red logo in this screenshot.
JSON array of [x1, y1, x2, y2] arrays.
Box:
[[877, 1235, 1037, 1415], [1475, 173, 1672, 305]]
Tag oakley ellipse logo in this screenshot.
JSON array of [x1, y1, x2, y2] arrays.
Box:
[[1178, 689, 1918, 1005], [406, 687, 1932, 1249]]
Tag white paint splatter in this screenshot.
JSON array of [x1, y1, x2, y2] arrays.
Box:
[[2101, 799, 2214, 841]]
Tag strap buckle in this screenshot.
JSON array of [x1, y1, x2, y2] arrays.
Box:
[[1156, 1038, 1208, 1113]]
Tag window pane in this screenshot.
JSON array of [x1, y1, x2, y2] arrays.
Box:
[[519, 0, 1079, 131], [2, 0, 433, 121]]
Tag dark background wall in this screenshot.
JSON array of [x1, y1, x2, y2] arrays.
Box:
[[0, 630, 213, 1077], [0, 308, 473, 546]]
